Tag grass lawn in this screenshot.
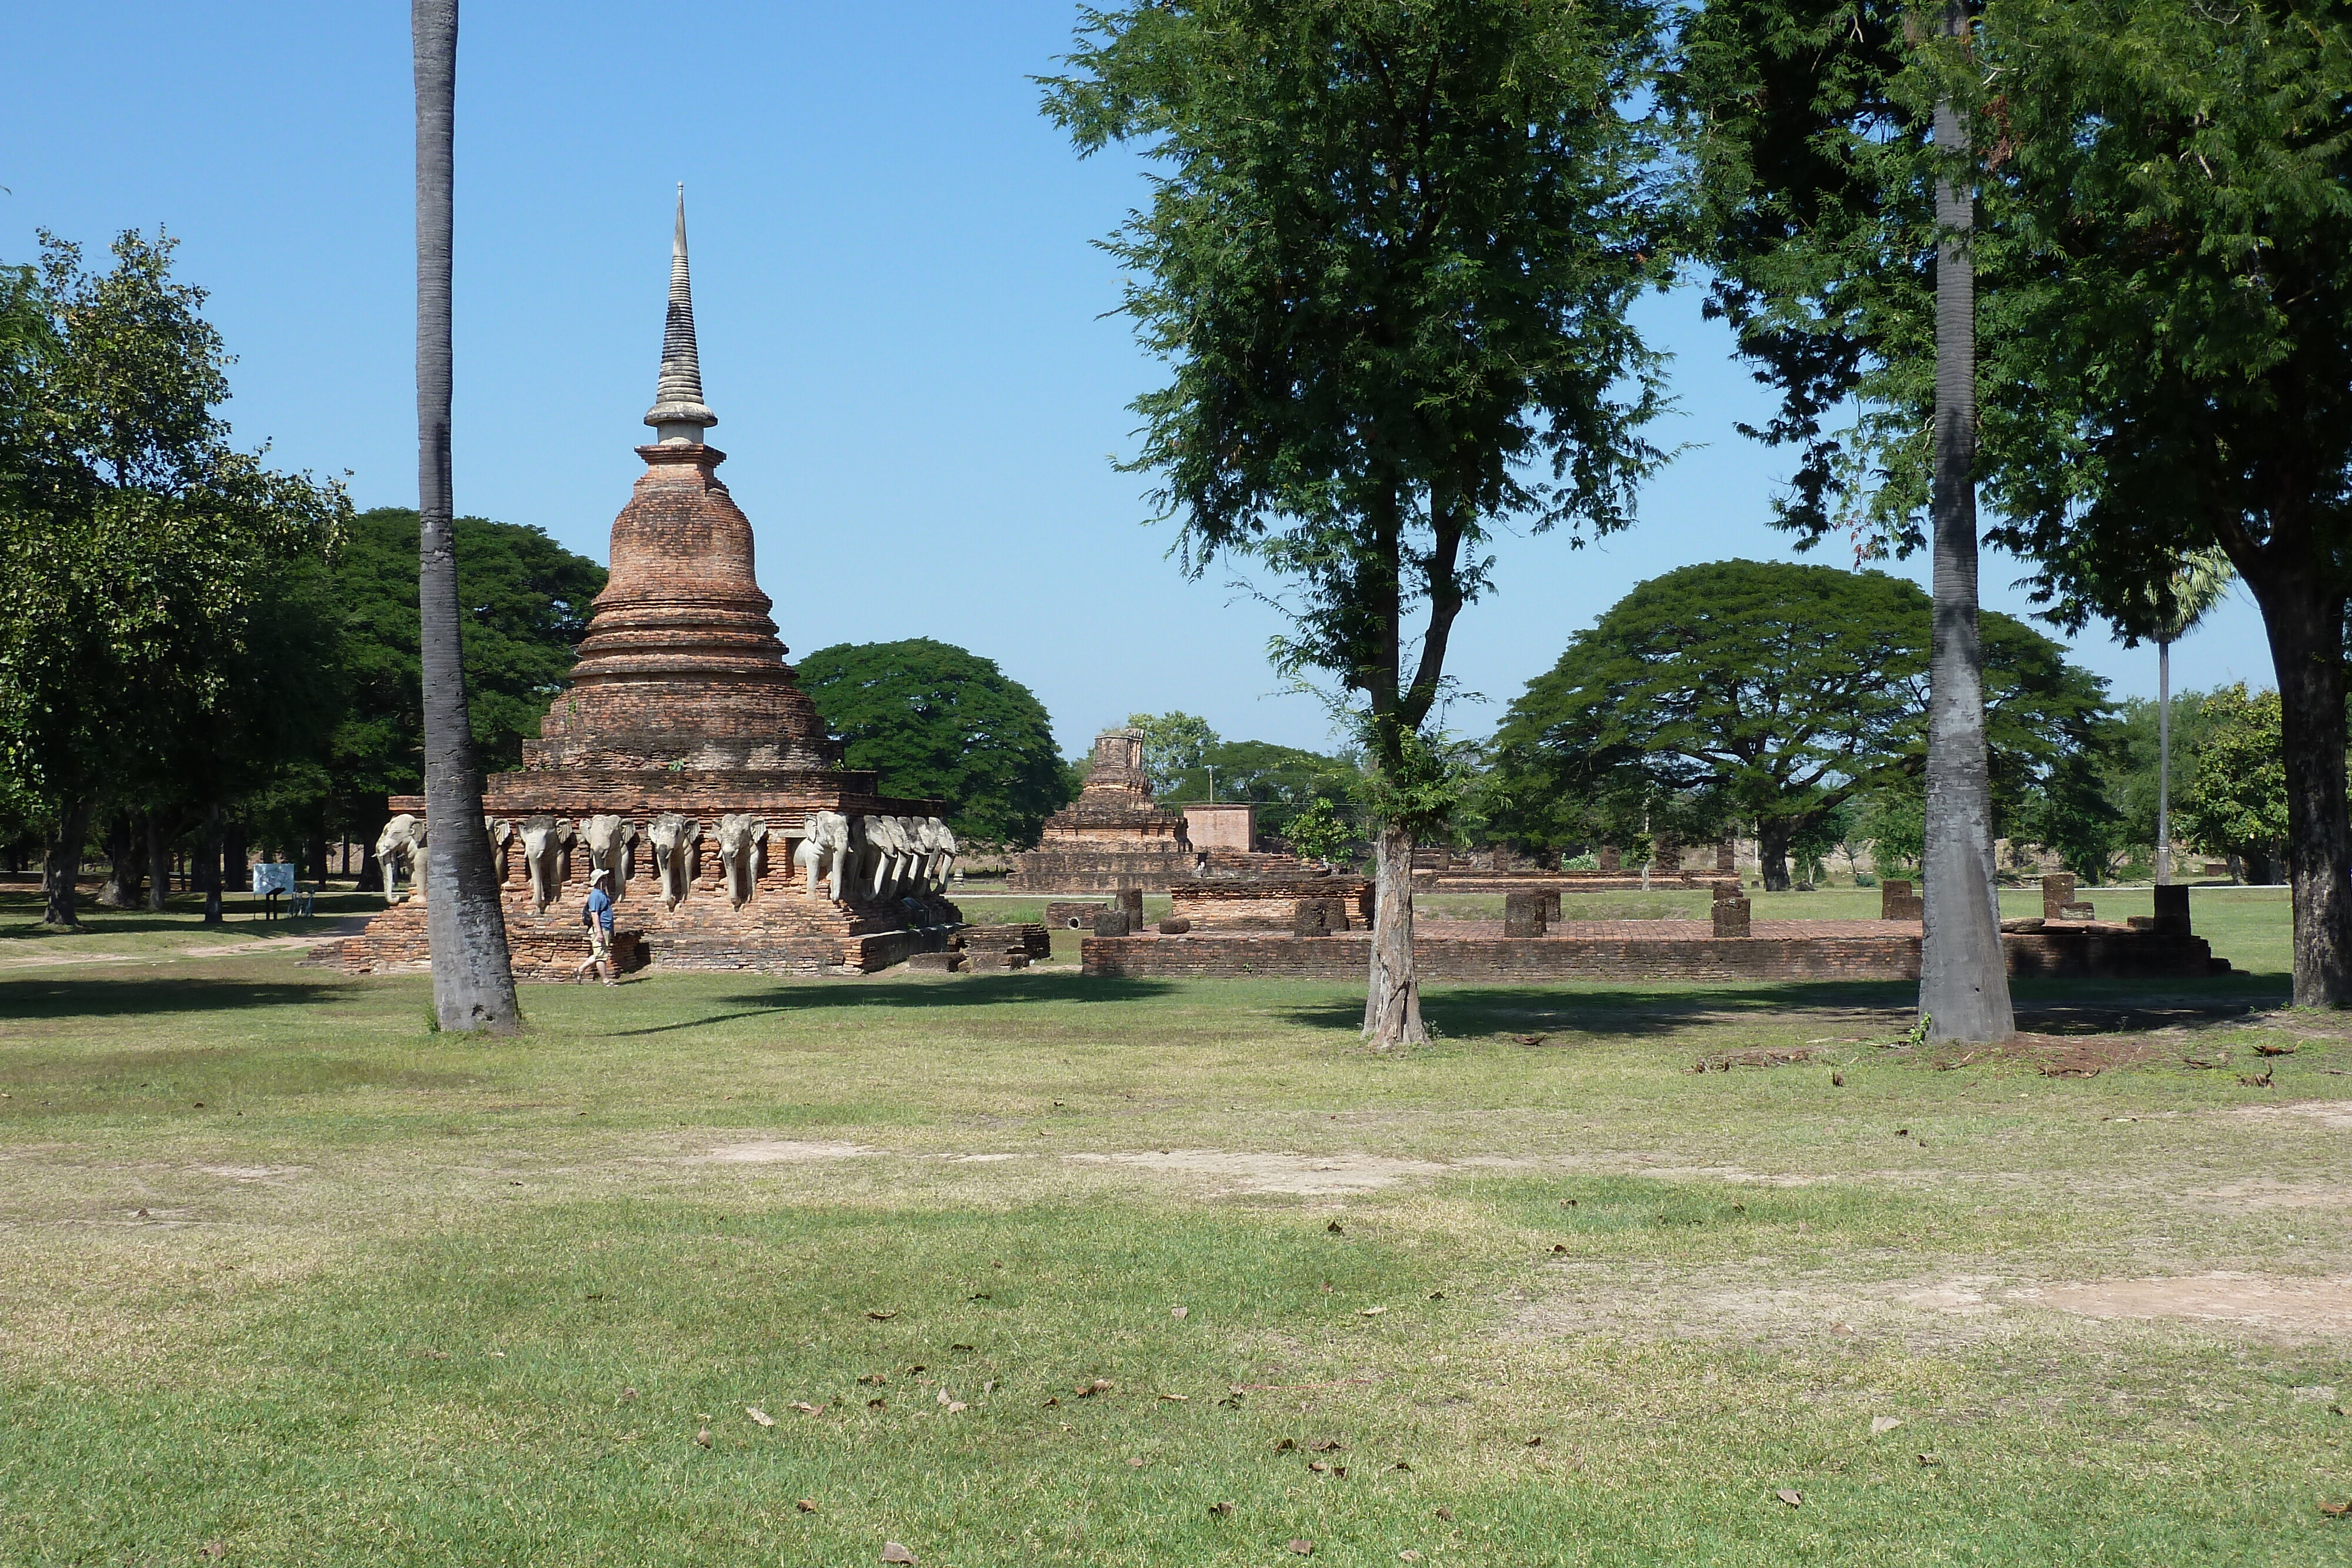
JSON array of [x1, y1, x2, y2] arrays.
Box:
[[2, 887, 2346, 1564]]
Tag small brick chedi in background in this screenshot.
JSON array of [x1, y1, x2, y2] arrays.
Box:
[[1009, 728, 1307, 892], [318, 195, 962, 978]]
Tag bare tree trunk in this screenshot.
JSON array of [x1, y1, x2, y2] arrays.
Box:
[[414, 0, 519, 1032], [145, 811, 172, 912], [2246, 570, 2352, 1005], [1918, 15, 2014, 1045], [2155, 638, 2173, 886], [1362, 819, 1425, 1048], [1757, 818, 1793, 892], [41, 798, 92, 929], [96, 811, 142, 908], [201, 803, 225, 925]]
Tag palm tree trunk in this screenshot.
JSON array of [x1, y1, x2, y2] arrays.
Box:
[[1917, 1, 2014, 1045], [2156, 637, 2171, 886], [413, 0, 519, 1032]]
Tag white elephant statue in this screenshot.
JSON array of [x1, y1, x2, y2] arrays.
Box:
[[581, 814, 639, 900], [717, 814, 767, 909], [795, 810, 856, 901], [648, 813, 699, 911], [864, 814, 914, 900], [376, 813, 426, 903], [519, 816, 574, 912], [920, 817, 958, 891]]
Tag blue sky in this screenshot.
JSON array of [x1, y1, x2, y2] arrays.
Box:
[[2, 1, 2274, 758]]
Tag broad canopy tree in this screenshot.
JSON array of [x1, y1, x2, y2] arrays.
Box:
[[0, 230, 349, 927], [1045, 0, 1675, 1046], [1489, 560, 2113, 888], [797, 638, 1072, 848]]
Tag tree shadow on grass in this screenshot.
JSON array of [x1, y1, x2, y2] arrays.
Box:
[[1274, 977, 2288, 1042], [596, 971, 1181, 1035], [0, 975, 347, 1022]]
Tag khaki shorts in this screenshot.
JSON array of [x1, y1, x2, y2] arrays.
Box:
[[586, 925, 611, 959]]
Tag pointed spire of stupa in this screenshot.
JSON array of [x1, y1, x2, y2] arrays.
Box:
[[644, 184, 717, 442]]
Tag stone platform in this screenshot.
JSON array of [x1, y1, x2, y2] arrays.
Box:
[[1080, 918, 2233, 984]]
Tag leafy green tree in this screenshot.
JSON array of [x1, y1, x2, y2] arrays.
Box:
[[325, 507, 605, 843], [1489, 561, 2113, 890], [1196, 739, 1359, 840], [1044, 0, 1675, 1046], [1125, 711, 1220, 798], [1283, 796, 1359, 870], [2179, 685, 2291, 886], [798, 638, 1071, 848], [0, 230, 349, 927]]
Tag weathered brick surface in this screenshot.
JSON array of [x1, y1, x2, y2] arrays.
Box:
[[1046, 900, 1109, 929], [1081, 922, 2229, 982], [1170, 878, 1373, 931], [1009, 728, 1306, 891]]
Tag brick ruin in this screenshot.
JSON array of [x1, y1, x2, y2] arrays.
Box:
[[1007, 728, 1305, 892], [316, 195, 961, 979]]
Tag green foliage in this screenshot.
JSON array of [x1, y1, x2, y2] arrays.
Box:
[[1855, 788, 1924, 881], [0, 230, 350, 838], [1125, 711, 1219, 797], [2180, 685, 2291, 883], [2102, 689, 2222, 850], [324, 507, 604, 829], [1281, 795, 1357, 868], [797, 639, 1071, 848], [1487, 560, 2114, 881], [1043, 0, 1675, 818]]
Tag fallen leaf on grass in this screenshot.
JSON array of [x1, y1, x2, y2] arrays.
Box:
[[868, 1398, 886, 1409], [944, 1400, 967, 1412], [1309, 1438, 1346, 1452], [951, 1343, 974, 1351], [1158, 1392, 1188, 1402], [747, 1407, 774, 1427], [1428, 1291, 1445, 1300], [1288, 1540, 1315, 1556], [790, 1402, 824, 1416], [2321, 1500, 2350, 1517], [2239, 1069, 2275, 1087], [1830, 1071, 1845, 1086], [694, 1427, 711, 1447], [1361, 1305, 1387, 1316], [198, 1544, 227, 1561], [1075, 1378, 1114, 1397], [1274, 1439, 1297, 1452], [2255, 1042, 2298, 1057], [1394, 1460, 1412, 1472], [1525, 1435, 1543, 1447], [1308, 1460, 1330, 1473], [1916, 1453, 1942, 1467], [1041, 1397, 1059, 1407], [1870, 1416, 1903, 1435], [1327, 1221, 1344, 1234], [859, 1374, 887, 1386], [1208, 1501, 1234, 1518], [2183, 1054, 2230, 1070], [796, 1499, 817, 1513], [1170, 1305, 1188, 1320], [866, 1309, 899, 1321], [1399, 1552, 1423, 1562], [1830, 1322, 1856, 1337], [882, 1543, 917, 1564], [1515, 1034, 1548, 1046], [968, 1292, 991, 1301], [620, 1386, 638, 1402], [1776, 1489, 1803, 1507], [1549, 1243, 1568, 1254], [1127, 1456, 1145, 1468]]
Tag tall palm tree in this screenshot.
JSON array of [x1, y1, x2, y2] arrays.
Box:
[[1918, 0, 2014, 1044], [413, 0, 519, 1031], [2145, 548, 2235, 885]]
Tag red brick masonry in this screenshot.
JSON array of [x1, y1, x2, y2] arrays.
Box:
[[1080, 920, 2231, 982]]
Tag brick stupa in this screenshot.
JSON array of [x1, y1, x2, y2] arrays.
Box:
[[322, 192, 961, 977], [1008, 728, 1304, 892]]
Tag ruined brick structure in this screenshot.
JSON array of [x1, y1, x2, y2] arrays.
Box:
[[1008, 728, 1305, 892], [318, 194, 960, 979]]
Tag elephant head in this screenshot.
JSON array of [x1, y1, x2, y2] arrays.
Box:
[[375, 813, 426, 902], [921, 817, 958, 891], [716, 814, 766, 909], [648, 812, 699, 911], [794, 810, 853, 901], [580, 814, 639, 900], [519, 816, 574, 912]]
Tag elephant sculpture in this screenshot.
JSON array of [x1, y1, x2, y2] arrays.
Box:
[[647, 813, 699, 911], [717, 814, 767, 909], [863, 814, 914, 900], [919, 817, 958, 891], [519, 816, 574, 912], [375, 813, 426, 902], [581, 814, 639, 900], [795, 810, 856, 901]]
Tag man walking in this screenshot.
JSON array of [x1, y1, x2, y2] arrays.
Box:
[[575, 868, 619, 985]]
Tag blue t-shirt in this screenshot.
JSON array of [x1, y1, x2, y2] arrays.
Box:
[[585, 888, 614, 932]]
